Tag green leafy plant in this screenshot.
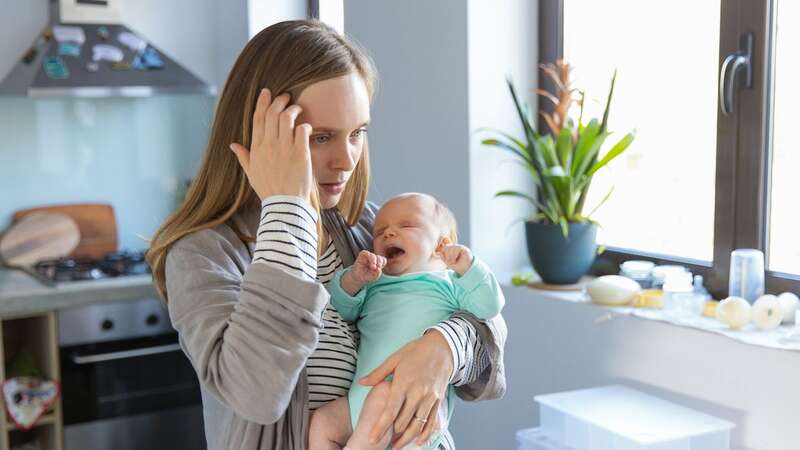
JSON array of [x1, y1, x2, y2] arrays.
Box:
[[482, 61, 635, 237]]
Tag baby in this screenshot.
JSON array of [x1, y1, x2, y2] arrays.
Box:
[[309, 193, 505, 450]]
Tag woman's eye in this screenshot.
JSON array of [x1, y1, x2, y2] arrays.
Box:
[[312, 135, 330, 145], [350, 128, 368, 140]]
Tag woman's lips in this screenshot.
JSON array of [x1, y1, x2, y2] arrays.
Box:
[[320, 181, 345, 195]]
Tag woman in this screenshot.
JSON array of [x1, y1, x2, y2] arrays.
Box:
[[146, 19, 507, 450]]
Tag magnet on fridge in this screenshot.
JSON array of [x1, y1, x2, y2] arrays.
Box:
[[97, 26, 110, 41], [43, 56, 69, 79], [57, 42, 81, 57], [22, 47, 38, 64], [132, 46, 164, 70], [111, 61, 132, 71], [86, 61, 99, 73]]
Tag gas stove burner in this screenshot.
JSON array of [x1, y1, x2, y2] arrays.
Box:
[[58, 258, 107, 282], [33, 249, 151, 283], [102, 249, 150, 276]]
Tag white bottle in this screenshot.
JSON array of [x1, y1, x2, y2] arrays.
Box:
[[662, 272, 694, 316]]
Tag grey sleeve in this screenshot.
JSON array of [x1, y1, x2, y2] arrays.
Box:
[[165, 230, 328, 425], [448, 312, 508, 401]]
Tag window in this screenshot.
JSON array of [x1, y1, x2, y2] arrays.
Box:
[[767, 0, 800, 275], [540, 0, 795, 297], [563, 1, 720, 262]]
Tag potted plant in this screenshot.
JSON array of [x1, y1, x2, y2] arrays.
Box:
[[483, 61, 635, 284]]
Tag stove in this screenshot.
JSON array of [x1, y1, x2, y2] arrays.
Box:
[[33, 250, 150, 283], [52, 248, 204, 450]]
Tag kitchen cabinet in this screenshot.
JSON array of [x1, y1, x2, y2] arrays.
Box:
[[0, 312, 64, 450]]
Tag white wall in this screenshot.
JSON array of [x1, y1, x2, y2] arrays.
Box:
[[344, 0, 472, 247], [466, 0, 536, 276], [248, 0, 308, 38], [0, 0, 49, 82]]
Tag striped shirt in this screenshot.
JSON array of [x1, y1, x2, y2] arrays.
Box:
[[252, 196, 490, 449]]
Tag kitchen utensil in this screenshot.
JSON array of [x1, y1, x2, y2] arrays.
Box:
[[0, 213, 81, 286], [13, 203, 117, 259]]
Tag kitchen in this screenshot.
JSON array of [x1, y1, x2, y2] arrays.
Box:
[[1, 1, 799, 450]]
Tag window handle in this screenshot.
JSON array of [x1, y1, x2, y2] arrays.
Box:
[[719, 32, 754, 116]]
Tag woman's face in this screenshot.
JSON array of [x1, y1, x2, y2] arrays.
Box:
[[295, 73, 370, 209]]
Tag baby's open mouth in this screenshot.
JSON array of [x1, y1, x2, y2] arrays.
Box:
[[385, 246, 405, 261]]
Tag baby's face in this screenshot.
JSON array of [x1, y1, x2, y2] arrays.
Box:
[[373, 196, 445, 276]]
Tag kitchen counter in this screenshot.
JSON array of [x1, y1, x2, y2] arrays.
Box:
[[0, 269, 157, 317]]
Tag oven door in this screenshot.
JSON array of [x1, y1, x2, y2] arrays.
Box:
[[60, 332, 205, 450]]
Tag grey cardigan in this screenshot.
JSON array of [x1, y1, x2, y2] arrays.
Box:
[[164, 202, 507, 450]]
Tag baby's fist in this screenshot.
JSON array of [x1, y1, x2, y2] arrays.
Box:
[[352, 250, 386, 283], [438, 244, 473, 276]]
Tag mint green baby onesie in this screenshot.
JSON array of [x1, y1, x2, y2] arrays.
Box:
[[327, 257, 504, 449]]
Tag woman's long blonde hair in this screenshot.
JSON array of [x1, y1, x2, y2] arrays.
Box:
[[146, 20, 377, 302]]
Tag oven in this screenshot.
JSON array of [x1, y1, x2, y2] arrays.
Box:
[[58, 297, 205, 450]]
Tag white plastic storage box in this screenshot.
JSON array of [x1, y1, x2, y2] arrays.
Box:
[[516, 428, 575, 450], [535, 385, 735, 450]]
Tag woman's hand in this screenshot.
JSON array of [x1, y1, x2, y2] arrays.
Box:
[[359, 330, 453, 449], [230, 89, 314, 202]]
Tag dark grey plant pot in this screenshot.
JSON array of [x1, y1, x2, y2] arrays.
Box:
[[525, 221, 598, 284]]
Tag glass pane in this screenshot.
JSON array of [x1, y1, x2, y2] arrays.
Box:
[[563, 1, 720, 262], [768, 1, 800, 274]]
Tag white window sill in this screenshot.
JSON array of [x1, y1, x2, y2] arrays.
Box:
[[505, 282, 800, 353]]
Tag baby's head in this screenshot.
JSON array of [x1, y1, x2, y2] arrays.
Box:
[[372, 193, 458, 276]]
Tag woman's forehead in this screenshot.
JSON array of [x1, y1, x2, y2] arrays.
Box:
[[295, 73, 370, 131]]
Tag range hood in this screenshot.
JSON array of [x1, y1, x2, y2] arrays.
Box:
[[0, 0, 216, 97]]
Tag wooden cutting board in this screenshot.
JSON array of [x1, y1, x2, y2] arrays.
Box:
[[12, 204, 118, 259], [0, 213, 80, 266]]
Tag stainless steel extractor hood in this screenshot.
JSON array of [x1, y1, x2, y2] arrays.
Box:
[[0, 0, 216, 97]]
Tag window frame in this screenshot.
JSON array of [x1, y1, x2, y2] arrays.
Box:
[[539, 0, 794, 299]]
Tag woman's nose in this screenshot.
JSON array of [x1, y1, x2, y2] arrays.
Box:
[[330, 141, 357, 172]]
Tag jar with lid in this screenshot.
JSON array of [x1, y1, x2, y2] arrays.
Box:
[[620, 260, 655, 288]]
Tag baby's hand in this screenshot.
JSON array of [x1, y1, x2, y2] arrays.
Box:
[[438, 244, 473, 276], [352, 250, 387, 284]]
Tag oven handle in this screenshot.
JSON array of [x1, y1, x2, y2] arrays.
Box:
[[71, 343, 182, 365]]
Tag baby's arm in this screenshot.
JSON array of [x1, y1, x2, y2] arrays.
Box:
[[441, 244, 505, 320], [328, 250, 387, 322]]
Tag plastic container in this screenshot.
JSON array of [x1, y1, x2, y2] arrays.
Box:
[[650, 265, 689, 290], [535, 386, 734, 450], [516, 428, 574, 450], [620, 260, 655, 288], [729, 248, 765, 303], [662, 271, 694, 313]]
